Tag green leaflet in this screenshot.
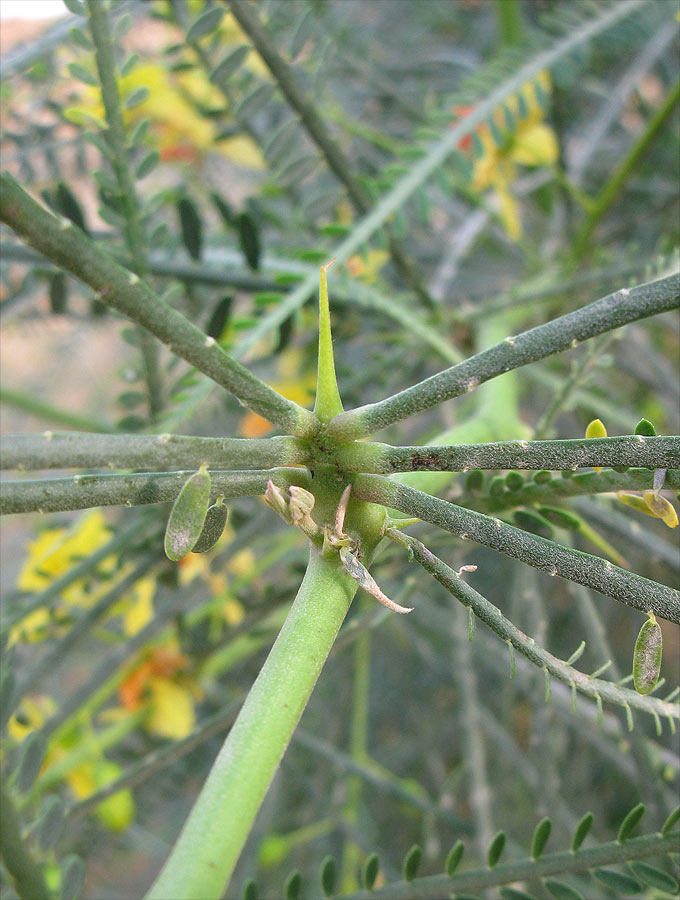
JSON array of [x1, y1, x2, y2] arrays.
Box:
[[632, 612, 662, 695], [192, 497, 229, 553], [164, 466, 211, 561]]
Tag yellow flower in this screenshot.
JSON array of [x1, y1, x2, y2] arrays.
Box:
[[117, 643, 198, 740], [65, 61, 264, 168], [458, 72, 559, 240], [11, 511, 156, 646], [8, 696, 134, 831], [346, 249, 390, 284]]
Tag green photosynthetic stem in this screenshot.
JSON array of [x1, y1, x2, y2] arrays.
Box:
[[0, 467, 309, 515], [386, 528, 678, 720], [0, 432, 307, 471], [235, 0, 646, 358], [86, 0, 163, 420], [0, 174, 316, 438], [572, 77, 680, 259], [337, 436, 680, 473], [353, 474, 680, 622], [340, 831, 679, 900], [328, 273, 680, 441], [228, 0, 434, 309], [0, 385, 114, 433], [146, 549, 358, 900]]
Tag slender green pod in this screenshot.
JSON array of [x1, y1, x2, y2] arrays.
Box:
[[633, 612, 662, 695], [164, 465, 211, 561], [192, 496, 229, 553]]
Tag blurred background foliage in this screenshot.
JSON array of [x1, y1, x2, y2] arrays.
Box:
[[0, 1, 678, 898]]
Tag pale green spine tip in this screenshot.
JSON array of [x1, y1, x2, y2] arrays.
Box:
[[313, 262, 344, 423]]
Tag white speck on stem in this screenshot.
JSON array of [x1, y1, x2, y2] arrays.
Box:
[[619, 287, 630, 297], [548, 567, 557, 577], [43, 430, 53, 440], [158, 433, 172, 444], [204, 336, 216, 348], [465, 378, 480, 392], [570, 339, 578, 349], [504, 336, 516, 345], [59, 218, 73, 230], [128, 273, 140, 285]]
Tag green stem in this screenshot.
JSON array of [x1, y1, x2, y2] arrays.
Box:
[[337, 436, 679, 473], [339, 831, 679, 900], [461, 467, 680, 514], [385, 528, 678, 720], [533, 332, 612, 437], [237, 0, 645, 359], [145, 548, 358, 900], [340, 625, 371, 891], [0, 432, 308, 471], [227, 0, 434, 309], [353, 474, 680, 622], [0, 174, 317, 438], [0, 787, 53, 900], [328, 273, 680, 441], [573, 77, 680, 259], [0, 467, 309, 515], [86, 0, 163, 420], [0, 385, 114, 433]]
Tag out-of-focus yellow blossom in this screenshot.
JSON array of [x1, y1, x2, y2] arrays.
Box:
[[17, 510, 112, 596], [8, 696, 134, 831], [240, 348, 316, 438], [11, 511, 156, 646], [117, 643, 199, 740], [346, 249, 390, 284], [65, 61, 264, 168], [120, 576, 156, 637], [8, 695, 57, 742], [457, 71, 559, 240]]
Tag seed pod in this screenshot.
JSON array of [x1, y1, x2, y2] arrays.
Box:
[[633, 612, 662, 695], [164, 466, 211, 561], [192, 497, 229, 553]]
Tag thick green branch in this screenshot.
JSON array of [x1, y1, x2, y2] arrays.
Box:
[[340, 831, 679, 900], [0, 432, 308, 471], [339, 436, 680, 473], [0, 174, 317, 438], [0, 468, 309, 515], [387, 528, 678, 720], [328, 273, 680, 440], [146, 548, 358, 900], [353, 474, 680, 622]]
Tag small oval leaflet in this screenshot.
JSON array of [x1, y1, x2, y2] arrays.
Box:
[[633, 612, 662, 695], [192, 497, 229, 553], [164, 466, 211, 561]]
